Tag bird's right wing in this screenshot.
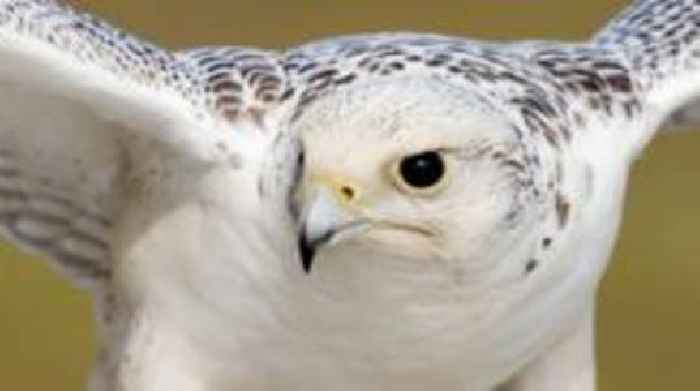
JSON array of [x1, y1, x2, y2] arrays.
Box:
[[0, 0, 287, 288]]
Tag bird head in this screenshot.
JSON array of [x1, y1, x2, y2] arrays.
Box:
[[291, 77, 542, 277]]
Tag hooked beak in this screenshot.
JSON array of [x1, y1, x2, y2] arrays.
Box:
[[298, 229, 332, 274], [298, 187, 367, 273]]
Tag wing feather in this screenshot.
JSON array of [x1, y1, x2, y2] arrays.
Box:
[[0, 0, 285, 286], [594, 0, 700, 131]]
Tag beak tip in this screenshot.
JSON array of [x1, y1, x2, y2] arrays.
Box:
[[298, 233, 316, 274]]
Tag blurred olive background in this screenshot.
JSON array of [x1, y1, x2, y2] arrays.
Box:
[[1, 0, 699, 389]]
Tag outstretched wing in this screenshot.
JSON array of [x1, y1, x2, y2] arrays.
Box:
[[594, 0, 700, 130], [0, 0, 287, 287]]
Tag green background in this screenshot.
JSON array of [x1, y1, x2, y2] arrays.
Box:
[[1, 0, 699, 389]]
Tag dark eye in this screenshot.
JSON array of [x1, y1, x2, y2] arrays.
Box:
[[399, 151, 446, 189]]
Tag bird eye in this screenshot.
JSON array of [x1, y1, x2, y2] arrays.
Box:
[[397, 151, 446, 190]]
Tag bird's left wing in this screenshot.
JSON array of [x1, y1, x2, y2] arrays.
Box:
[[594, 0, 700, 131], [0, 0, 287, 287]]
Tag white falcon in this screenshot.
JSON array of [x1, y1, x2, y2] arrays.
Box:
[[0, 0, 697, 390]]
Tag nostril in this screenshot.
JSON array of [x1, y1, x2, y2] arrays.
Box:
[[340, 185, 356, 201]]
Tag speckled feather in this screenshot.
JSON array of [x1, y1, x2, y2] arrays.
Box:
[[0, 0, 292, 282]]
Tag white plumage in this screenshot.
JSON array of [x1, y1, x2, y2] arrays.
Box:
[[0, 1, 698, 390]]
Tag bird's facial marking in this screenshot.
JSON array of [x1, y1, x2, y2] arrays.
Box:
[[542, 237, 553, 249], [525, 259, 539, 274], [285, 143, 307, 221], [555, 192, 571, 229]]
